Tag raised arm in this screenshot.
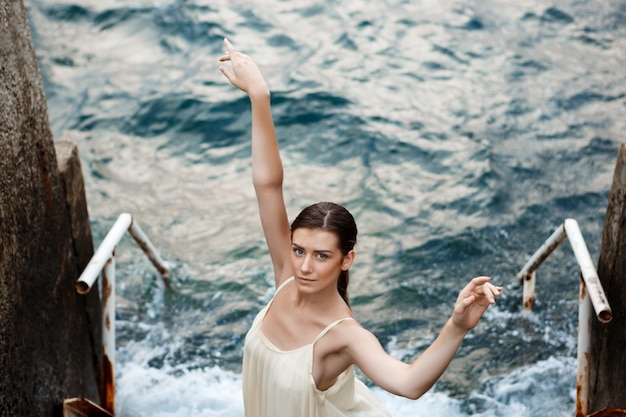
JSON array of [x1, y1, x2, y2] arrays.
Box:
[[337, 276, 502, 399], [219, 39, 293, 286]]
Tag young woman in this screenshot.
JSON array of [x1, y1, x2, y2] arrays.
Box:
[[219, 38, 502, 417]]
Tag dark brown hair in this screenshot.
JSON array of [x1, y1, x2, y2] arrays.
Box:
[[290, 202, 357, 307]]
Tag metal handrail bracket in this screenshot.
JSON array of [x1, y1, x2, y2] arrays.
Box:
[[75, 213, 170, 415], [516, 218, 612, 417]]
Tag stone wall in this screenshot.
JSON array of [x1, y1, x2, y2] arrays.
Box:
[[0, 1, 102, 415], [591, 143, 626, 413]]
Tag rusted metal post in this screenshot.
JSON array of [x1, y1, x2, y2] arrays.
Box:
[[516, 222, 567, 310], [101, 256, 116, 415], [74, 212, 170, 414], [517, 219, 612, 322], [522, 270, 536, 311], [517, 218, 614, 417], [577, 277, 592, 417]]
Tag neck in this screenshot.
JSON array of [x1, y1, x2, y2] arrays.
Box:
[[293, 282, 343, 311]]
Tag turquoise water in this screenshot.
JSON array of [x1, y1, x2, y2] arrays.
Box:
[[26, 0, 626, 415]]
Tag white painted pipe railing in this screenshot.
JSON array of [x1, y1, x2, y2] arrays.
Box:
[[516, 218, 612, 417], [75, 213, 170, 415]]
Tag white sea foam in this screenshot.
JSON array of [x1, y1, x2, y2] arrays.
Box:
[[116, 363, 244, 417], [115, 355, 575, 417]]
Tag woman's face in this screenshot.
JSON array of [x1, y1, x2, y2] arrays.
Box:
[[290, 227, 354, 294]]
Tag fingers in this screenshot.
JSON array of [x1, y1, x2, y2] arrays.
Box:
[[224, 37, 235, 52], [484, 285, 497, 304], [219, 38, 235, 62], [479, 282, 502, 304], [460, 294, 476, 310], [461, 276, 502, 304], [469, 276, 491, 287], [218, 38, 236, 83], [452, 276, 502, 330], [460, 276, 489, 300], [454, 293, 480, 322], [219, 65, 234, 83]]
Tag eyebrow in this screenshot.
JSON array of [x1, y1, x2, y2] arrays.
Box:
[[291, 243, 335, 254]]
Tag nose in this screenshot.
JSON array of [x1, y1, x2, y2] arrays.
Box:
[[300, 255, 313, 274]]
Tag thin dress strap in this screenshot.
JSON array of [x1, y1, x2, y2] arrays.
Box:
[[274, 276, 294, 297], [312, 317, 354, 345], [261, 277, 294, 315]]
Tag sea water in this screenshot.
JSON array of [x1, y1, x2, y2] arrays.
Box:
[[25, 0, 626, 415]]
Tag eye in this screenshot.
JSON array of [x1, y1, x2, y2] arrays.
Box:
[[293, 247, 304, 256], [316, 253, 328, 260]]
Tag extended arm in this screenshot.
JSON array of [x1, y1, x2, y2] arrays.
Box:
[[343, 276, 502, 399], [219, 39, 292, 286]]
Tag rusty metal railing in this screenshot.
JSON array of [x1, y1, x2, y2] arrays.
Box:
[[75, 213, 170, 415], [516, 218, 612, 417]]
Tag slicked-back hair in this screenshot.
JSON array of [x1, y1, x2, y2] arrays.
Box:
[[290, 202, 357, 307]]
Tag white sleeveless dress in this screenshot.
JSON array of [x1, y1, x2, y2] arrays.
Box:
[[242, 277, 392, 417]]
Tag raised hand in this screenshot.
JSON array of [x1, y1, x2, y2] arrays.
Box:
[[451, 276, 502, 331], [218, 38, 269, 99]]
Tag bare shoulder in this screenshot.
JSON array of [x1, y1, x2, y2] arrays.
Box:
[[312, 317, 365, 365], [314, 318, 389, 378], [324, 318, 377, 351]]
